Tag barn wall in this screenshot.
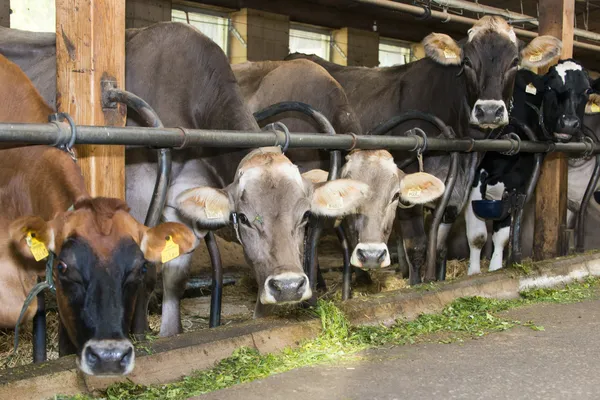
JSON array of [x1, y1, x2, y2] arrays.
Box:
[[126, 0, 172, 29], [230, 8, 289, 64], [0, 0, 8, 28], [332, 27, 379, 67]]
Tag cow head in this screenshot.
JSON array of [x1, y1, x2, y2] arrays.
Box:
[[9, 198, 196, 376], [337, 150, 444, 269], [176, 147, 369, 313], [522, 59, 596, 142], [423, 16, 561, 129]]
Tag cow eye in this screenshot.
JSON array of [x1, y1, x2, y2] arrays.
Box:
[[141, 262, 150, 274], [391, 192, 401, 203], [238, 213, 250, 226], [463, 57, 473, 69], [57, 261, 68, 274], [510, 58, 519, 68], [302, 211, 311, 222]]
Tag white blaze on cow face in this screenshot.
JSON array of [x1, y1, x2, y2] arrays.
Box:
[[424, 16, 562, 130], [339, 150, 445, 270], [176, 147, 370, 312]]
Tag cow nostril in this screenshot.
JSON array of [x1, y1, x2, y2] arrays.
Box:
[[377, 249, 388, 263], [495, 106, 505, 118], [268, 279, 282, 292], [120, 346, 133, 367], [357, 249, 367, 263], [475, 105, 485, 118], [86, 348, 100, 367], [573, 119, 580, 128], [296, 277, 307, 293]]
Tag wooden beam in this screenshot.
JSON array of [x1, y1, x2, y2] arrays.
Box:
[[56, 0, 126, 199], [533, 0, 574, 260]]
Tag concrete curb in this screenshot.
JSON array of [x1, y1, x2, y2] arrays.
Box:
[[2, 252, 599, 399]]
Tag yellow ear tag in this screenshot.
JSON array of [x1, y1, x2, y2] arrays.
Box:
[[25, 232, 49, 262], [529, 52, 543, 62], [443, 48, 457, 59], [161, 235, 180, 263], [592, 103, 600, 113]]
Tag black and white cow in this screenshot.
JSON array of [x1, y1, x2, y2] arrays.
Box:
[[466, 59, 597, 275]]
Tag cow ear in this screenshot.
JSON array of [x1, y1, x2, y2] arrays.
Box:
[[399, 172, 445, 205], [9, 216, 55, 260], [422, 33, 462, 66], [301, 169, 328, 184], [176, 187, 232, 229], [585, 93, 600, 115], [521, 36, 562, 69], [310, 179, 369, 218], [141, 222, 197, 263]]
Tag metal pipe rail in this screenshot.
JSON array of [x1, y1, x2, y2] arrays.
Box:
[[3, 122, 600, 155]]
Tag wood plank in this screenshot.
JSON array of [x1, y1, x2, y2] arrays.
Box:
[[533, 0, 575, 260], [55, 0, 126, 199]]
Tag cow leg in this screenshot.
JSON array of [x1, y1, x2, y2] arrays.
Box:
[[58, 320, 77, 357], [466, 186, 487, 275], [490, 218, 511, 272], [159, 253, 192, 337], [131, 262, 157, 337], [435, 222, 453, 281]]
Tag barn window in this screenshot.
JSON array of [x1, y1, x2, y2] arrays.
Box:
[[378, 38, 413, 67], [289, 23, 331, 61], [172, 7, 229, 53], [10, 0, 55, 32]]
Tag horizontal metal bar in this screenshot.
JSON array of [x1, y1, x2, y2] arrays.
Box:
[[1, 122, 599, 155]]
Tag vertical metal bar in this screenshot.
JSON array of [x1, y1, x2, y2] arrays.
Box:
[[32, 289, 46, 363], [576, 154, 600, 252], [425, 152, 459, 282], [206, 232, 223, 328], [336, 225, 352, 300]]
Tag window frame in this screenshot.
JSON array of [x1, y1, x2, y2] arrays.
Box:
[[289, 22, 332, 61], [171, 4, 230, 55], [378, 37, 414, 67]]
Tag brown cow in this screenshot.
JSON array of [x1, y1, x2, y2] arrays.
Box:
[[0, 54, 196, 376]]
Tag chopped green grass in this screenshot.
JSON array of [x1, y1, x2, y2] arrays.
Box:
[[55, 277, 599, 400]]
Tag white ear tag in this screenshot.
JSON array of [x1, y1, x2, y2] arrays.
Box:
[[327, 194, 344, 210], [205, 206, 224, 220], [407, 188, 422, 198], [529, 53, 543, 62], [525, 83, 537, 95]]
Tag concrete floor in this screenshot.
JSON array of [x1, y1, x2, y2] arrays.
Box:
[[194, 298, 600, 400]]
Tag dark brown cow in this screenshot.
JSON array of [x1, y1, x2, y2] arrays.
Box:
[[0, 54, 196, 375], [287, 16, 562, 283]]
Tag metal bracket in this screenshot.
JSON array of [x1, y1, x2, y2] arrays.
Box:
[[101, 79, 118, 109], [228, 22, 247, 48]]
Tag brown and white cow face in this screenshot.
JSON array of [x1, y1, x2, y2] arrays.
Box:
[[423, 16, 562, 129], [339, 150, 445, 269], [176, 147, 369, 312], [10, 198, 196, 376]]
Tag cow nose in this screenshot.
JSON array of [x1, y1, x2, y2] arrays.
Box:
[[351, 243, 391, 269], [471, 100, 508, 127], [80, 339, 135, 376], [262, 272, 312, 304], [558, 116, 580, 134]]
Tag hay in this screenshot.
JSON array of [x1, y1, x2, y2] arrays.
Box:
[[0, 310, 60, 369]]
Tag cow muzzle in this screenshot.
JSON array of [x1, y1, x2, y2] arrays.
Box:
[[78, 339, 135, 376], [470, 100, 508, 128], [261, 271, 312, 304], [351, 243, 390, 269], [556, 116, 580, 140]]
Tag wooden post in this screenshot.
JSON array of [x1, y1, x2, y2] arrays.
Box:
[[55, 0, 126, 199], [533, 0, 574, 260]]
